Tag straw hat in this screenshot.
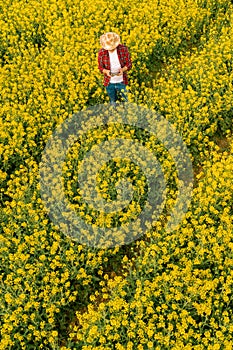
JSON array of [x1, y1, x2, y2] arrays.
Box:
[[100, 32, 120, 50]]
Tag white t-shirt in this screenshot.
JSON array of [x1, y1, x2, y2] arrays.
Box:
[[109, 49, 123, 83]]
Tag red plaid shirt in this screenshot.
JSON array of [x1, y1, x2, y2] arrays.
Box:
[[98, 44, 132, 86]]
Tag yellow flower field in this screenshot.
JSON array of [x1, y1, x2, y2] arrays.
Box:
[[0, 0, 232, 349]]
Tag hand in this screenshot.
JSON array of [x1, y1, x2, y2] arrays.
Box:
[[117, 68, 124, 76], [103, 69, 111, 77]]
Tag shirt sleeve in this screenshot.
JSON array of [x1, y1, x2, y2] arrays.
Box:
[[98, 50, 104, 73], [124, 46, 132, 71]]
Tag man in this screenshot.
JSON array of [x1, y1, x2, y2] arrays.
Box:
[[98, 32, 132, 106]]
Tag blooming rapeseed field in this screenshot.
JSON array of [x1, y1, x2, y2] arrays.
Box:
[[1, 0, 232, 349]]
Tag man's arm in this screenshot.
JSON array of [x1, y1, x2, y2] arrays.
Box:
[[123, 46, 132, 71], [98, 50, 111, 77], [98, 50, 104, 73]]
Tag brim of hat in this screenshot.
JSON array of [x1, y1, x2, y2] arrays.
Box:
[[102, 41, 120, 51]]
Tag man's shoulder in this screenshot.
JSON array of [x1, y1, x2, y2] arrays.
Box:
[[98, 48, 107, 55], [118, 44, 127, 48], [117, 44, 129, 52]]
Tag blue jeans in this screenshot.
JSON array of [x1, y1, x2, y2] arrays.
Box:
[[106, 82, 128, 105]]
